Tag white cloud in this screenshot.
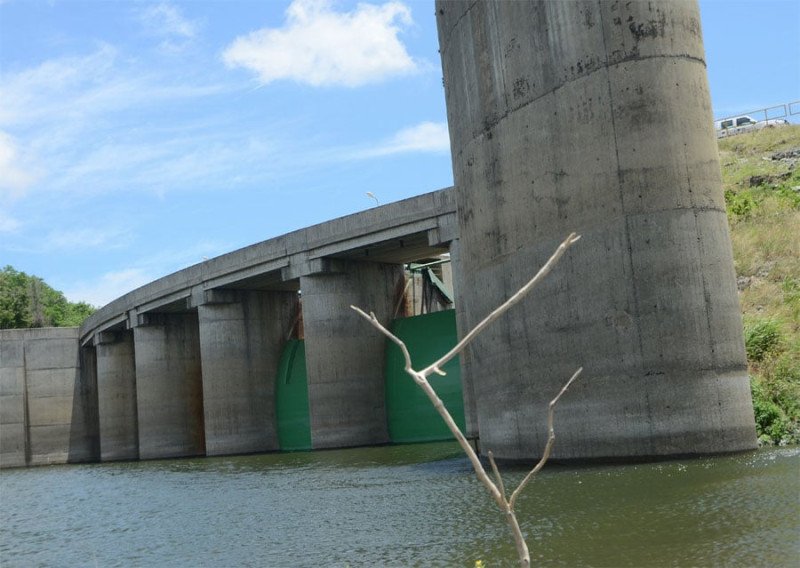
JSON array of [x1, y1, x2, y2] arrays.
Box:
[[0, 44, 117, 126], [0, 45, 233, 199], [138, 2, 200, 52], [222, 0, 418, 87], [0, 209, 22, 233], [63, 268, 153, 307], [62, 240, 230, 306], [0, 131, 38, 198], [140, 3, 197, 39], [0, 45, 225, 128], [43, 227, 133, 251], [356, 121, 450, 157]]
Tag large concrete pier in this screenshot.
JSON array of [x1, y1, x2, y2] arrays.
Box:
[[436, 0, 755, 460], [0, 1, 757, 469], [0, 328, 97, 467]]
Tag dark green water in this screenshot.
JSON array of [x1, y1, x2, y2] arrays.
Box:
[[1, 444, 798, 567]]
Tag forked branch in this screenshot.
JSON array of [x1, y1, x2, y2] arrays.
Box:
[[352, 233, 583, 567]]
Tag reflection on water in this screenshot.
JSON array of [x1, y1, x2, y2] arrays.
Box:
[[1, 444, 798, 567]]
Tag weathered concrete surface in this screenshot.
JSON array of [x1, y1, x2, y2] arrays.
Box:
[[447, 239, 479, 439], [96, 330, 138, 461], [198, 290, 296, 456], [436, 0, 756, 460], [0, 332, 27, 468], [80, 189, 455, 345], [0, 328, 98, 468], [301, 261, 404, 449], [133, 313, 205, 459], [73, 346, 100, 463]]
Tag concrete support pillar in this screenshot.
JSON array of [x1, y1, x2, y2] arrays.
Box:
[[0, 332, 28, 468], [197, 290, 296, 456], [301, 261, 404, 449], [436, 0, 756, 460], [133, 312, 205, 459], [96, 331, 138, 461], [71, 346, 100, 463], [448, 239, 479, 439]]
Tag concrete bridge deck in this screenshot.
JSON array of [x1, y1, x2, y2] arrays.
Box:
[[80, 188, 457, 344]]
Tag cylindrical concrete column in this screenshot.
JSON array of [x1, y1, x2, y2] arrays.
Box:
[[301, 261, 404, 449], [198, 290, 296, 456], [133, 312, 205, 459], [96, 331, 138, 461], [448, 238, 479, 439], [436, 0, 756, 460]]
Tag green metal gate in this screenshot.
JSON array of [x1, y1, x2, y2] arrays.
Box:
[[275, 339, 312, 450], [384, 309, 465, 443], [275, 310, 465, 449]]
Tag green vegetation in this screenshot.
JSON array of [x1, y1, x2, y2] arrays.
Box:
[[0, 266, 95, 329], [720, 125, 800, 445]]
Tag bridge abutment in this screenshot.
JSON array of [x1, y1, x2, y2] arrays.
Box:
[[96, 330, 139, 461], [300, 261, 404, 449], [436, 0, 757, 460], [197, 290, 296, 456], [133, 312, 205, 460]]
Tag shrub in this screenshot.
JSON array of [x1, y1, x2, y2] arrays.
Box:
[[744, 318, 783, 362], [783, 277, 800, 304], [724, 189, 758, 220], [751, 372, 799, 446], [774, 185, 800, 209]]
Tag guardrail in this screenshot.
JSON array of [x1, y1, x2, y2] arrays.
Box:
[[716, 100, 800, 125], [715, 100, 800, 138]]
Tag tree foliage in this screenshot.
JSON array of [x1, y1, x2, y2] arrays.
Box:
[[0, 266, 95, 329]]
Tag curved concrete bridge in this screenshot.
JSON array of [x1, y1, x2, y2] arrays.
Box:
[[1, 0, 758, 469], [81, 189, 459, 461]]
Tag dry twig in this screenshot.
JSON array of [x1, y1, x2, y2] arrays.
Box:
[[352, 233, 582, 567]]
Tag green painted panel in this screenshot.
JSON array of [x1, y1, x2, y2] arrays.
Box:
[[275, 339, 312, 451], [385, 310, 465, 443]]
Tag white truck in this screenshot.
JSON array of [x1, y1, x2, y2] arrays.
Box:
[[715, 115, 789, 138]]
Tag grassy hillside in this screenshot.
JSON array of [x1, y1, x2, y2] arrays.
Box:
[[720, 125, 800, 445]]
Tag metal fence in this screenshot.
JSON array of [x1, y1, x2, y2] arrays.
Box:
[[717, 101, 800, 123], [715, 100, 799, 138]]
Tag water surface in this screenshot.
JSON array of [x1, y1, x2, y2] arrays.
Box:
[[1, 443, 798, 567]]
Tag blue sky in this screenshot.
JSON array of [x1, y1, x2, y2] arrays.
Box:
[[1, 0, 798, 307]]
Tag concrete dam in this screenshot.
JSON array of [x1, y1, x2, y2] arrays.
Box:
[[0, 0, 757, 469]]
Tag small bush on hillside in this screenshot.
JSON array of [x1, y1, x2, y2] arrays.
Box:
[[724, 189, 758, 219], [751, 359, 800, 446], [774, 184, 800, 209], [744, 318, 783, 361], [751, 377, 790, 445], [760, 354, 800, 418]]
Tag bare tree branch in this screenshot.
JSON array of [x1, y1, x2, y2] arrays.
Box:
[[488, 451, 506, 500], [419, 233, 580, 378], [509, 367, 582, 509], [352, 232, 583, 568]]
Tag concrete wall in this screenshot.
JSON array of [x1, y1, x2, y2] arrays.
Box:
[[0, 328, 98, 468], [198, 290, 296, 456], [0, 330, 27, 468], [301, 261, 404, 449], [436, 0, 756, 460], [96, 330, 138, 461], [133, 313, 205, 460]]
